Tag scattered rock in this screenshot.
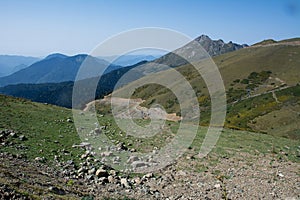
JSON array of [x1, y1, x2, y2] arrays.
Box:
[[48, 186, 66, 195], [96, 168, 108, 178], [108, 175, 116, 183], [19, 135, 27, 141], [78, 167, 86, 174], [88, 168, 96, 175], [127, 155, 139, 163], [132, 177, 141, 186], [94, 128, 102, 134], [34, 157, 45, 162], [278, 173, 284, 178], [131, 161, 149, 168], [101, 151, 113, 157], [9, 132, 17, 138], [120, 178, 131, 188], [72, 142, 91, 148], [143, 173, 153, 179]]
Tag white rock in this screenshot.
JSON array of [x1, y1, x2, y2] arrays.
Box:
[[88, 168, 96, 175], [278, 173, 284, 178], [96, 168, 108, 177], [77, 167, 85, 173], [143, 173, 153, 179], [121, 178, 130, 188], [10, 132, 17, 137], [133, 177, 142, 185], [34, 157, 44, 162], [108, 175, 115, 183]]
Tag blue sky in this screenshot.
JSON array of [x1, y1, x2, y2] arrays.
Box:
[[0, 0, 299, 56]]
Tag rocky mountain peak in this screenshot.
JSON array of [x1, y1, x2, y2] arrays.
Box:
[[195, 34, 212, 43], [194, 35, 248, 57]]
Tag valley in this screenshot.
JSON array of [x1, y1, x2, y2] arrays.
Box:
[[0, 33, 299, 200]]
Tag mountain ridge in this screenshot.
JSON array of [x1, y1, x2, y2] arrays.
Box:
[[0, 34, 248, 87], [0, 55, 40, 77], [0, 54, 118, 87], [152, 34, 248, 68]]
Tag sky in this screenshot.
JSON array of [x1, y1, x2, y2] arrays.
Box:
[[0, 0, 299, 57]]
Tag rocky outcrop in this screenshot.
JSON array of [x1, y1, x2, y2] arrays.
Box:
[[195, 35, 248, 57]]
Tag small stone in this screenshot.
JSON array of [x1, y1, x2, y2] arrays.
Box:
[[133, 177, 142, 185], [98, 177, 108, 184], [81, 154, 88, 159], [72, 142, 91, 148], [109, 170, 117, 176], [78, 167, 85, 173], [48, 186, 66, 195], [108, 175, 115, 183], [153, 149, 158, 154], [96, 168, 108, 178], [19, 135, 27, 141], [10, 132, 17, 137], [127, 156, 139, 163], [86, 174, 94, 180], [121, 178, 131, 188], [131, 161, 149, 168], [177, 170, 186, 176], [88, 168, 96, 175], [278, 173, 284, 178], [116, 142, 127, 151], [66, 118, 73, 123], [143, 173, 153, 179], [101, 151, 113, 157], [214, 184, 221, 189], [35, 157, 44, 162], [94, 128, 102, 134]]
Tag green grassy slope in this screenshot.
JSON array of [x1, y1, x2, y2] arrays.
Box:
[[1, 94, 298, 166], [215, 44, 300, 86], [114, 43, 300, 139], [0, 95, 83, 164]]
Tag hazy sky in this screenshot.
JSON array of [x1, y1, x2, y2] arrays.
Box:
[[0, 0, 299, 56]]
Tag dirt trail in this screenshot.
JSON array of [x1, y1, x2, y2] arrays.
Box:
[[272, 91, 279, 103], [232, 85, 289, 106], [83, 97, 182, 122]]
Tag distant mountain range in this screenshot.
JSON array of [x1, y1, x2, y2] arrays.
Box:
[[0, 54, 120, 87], [0, 34, 249, 108], [0, 55, 40, 77], [0, 53, 163, 87], [0, 35, 247, 87], [0, 62, 146, 108]]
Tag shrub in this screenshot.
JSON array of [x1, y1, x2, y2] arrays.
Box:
[[241, 79, 249, 84]]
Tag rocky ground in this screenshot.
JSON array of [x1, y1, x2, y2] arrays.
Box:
[[0, 146, 299, 200]]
